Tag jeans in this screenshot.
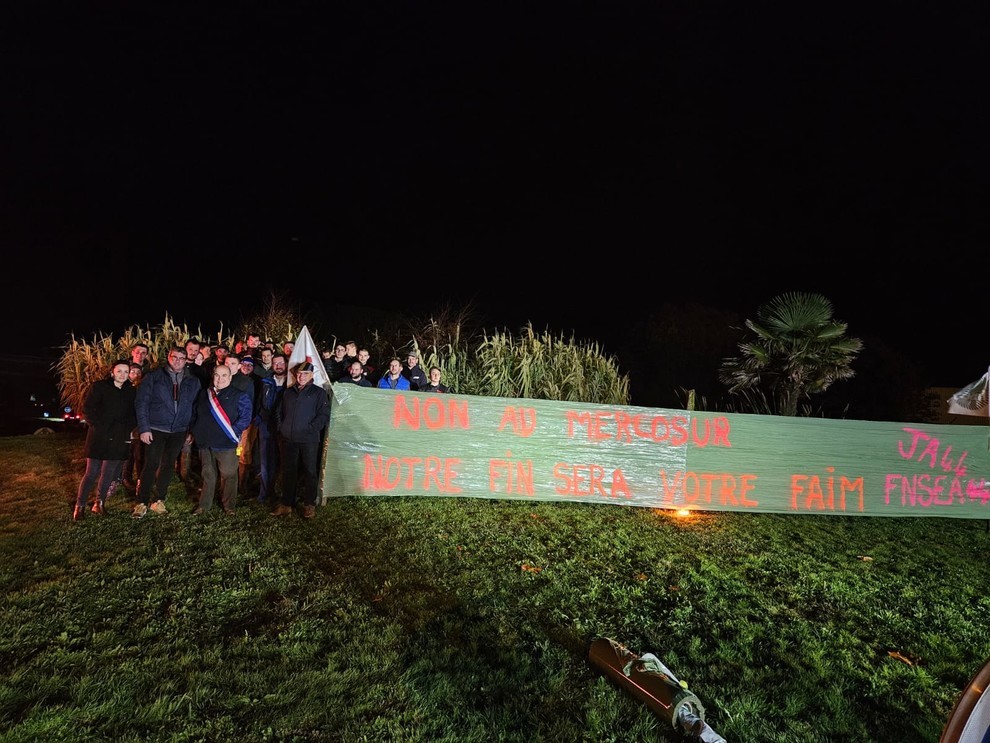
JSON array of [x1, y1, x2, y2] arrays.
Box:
[[258, 425, 281, 502], [76, 458, 125, 508]]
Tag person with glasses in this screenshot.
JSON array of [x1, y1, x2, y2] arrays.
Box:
[[133, 347, 200, 519]]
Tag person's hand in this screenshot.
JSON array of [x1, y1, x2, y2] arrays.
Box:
[[140, 431, 153, 445]]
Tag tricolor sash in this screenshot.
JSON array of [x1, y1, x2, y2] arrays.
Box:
[[209, 388, 239, 444]]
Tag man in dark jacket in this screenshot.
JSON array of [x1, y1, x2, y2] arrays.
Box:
[[403, 351, 428, 391], [133, 346, 201, 518], [272, 362, 331, 519], [257, 353, 288, 505], [337, 360, 373, 387], [74, 360, 137, 520], [189, 364, 252, 515]]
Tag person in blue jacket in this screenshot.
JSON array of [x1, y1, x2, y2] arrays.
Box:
[[133, 346, 201, 519], [272, 362, 331, 519], [377, 358, 411, 390], [189, 364, 252, 515]]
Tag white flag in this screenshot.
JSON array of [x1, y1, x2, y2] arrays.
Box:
[[287, 325, 332, 390], [947, 368, 990, 417]]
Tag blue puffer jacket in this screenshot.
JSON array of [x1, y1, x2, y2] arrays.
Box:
[[135, 366, 201, 435]]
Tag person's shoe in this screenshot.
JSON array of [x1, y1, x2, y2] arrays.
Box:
[[192, 506, 205, 516], [223, 507, 236, 516], [132, 503, 148, 519], [302, 505, 316, 519], [73, 505, 85, 521], [150, 500, 168, 515], [91, 500, 104, 516], [271, 504, 293, 517]]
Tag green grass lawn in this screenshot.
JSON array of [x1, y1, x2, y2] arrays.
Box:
[[2, 432, 989, 742]]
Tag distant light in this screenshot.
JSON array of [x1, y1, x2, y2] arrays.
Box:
[[675, 509, 691, 518]]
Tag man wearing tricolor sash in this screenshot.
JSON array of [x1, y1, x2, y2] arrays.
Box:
[[188, 365, 252, 515]]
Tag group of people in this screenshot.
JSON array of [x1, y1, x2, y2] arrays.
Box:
[[320, 341, 449, 394], [73, 335, 451, 523]]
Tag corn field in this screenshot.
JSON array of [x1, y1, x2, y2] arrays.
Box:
[[56, 307, 630, 412]]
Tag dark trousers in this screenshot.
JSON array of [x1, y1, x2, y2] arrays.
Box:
[[280, 440, 320, 507], [258, 425, 281, 503], [124, 436, 144, 486], [137, 431, 187, 506]]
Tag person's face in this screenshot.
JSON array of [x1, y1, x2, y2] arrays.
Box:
[[112, 364, 130, 383], [349, 362, 363, 379], [272, 357, 286, 373], [429, 368, 441, 384], [407, 355, 418, 368], [213, 366, 232, 389], [216, 348, 228, 360], [168, 350, 187, 372], [297, 370, 313, 386], [224, 357, 240, 373], [240, 363, 254, 375], [346, 343, 357, 356], [261, 349, 272, 363], [185, 342, 200, 360], [357, 350, 369, 363], [131, 346, 148, 362], [389, 360, 402, 375], [334, 345, 346, 359], [128, 366, 143, 382], [283, 343, 294, 355], [247, 336, 261, 348]]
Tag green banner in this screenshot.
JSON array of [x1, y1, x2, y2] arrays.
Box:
[[323, 385, 990, 518]]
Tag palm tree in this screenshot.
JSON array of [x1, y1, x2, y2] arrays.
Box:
[[718, 292, 863, 416]]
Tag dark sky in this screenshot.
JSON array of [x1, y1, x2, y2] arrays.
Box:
[[3, 4, 986, 386]]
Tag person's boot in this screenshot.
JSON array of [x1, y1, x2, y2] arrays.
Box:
[[91, 500, 104, 516], [73, 505, 85, 521]]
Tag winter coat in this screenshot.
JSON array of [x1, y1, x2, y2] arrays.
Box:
[[277, 381, 330, 444], [259, 375, 287, 434], [82, 378, 137, 460], [403, 365, 428, 391], [189, 385, 252, 450], [135, 365, 200, 435], [377, 374, 411, 391]]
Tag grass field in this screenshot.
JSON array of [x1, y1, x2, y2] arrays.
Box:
[[2, 432, 989, 742]]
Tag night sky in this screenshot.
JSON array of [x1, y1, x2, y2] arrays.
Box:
[[3, 4, 986, 388]]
